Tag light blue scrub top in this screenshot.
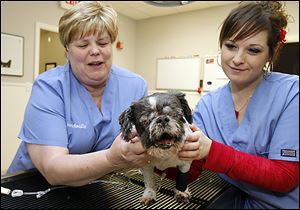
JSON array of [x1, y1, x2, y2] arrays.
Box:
[[193, 72, 299, 209], [8, 63, 148, 174]]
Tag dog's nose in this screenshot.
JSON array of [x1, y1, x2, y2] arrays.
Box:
[[156, 116, 170, 125]]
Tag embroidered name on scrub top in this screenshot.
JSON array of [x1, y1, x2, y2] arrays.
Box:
[[281, 149, 296, 157], [67, 123, 87, 129]]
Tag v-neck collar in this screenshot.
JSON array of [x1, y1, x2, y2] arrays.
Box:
[[71, 67, 115, 126], [217, 80, 263, 147], [218, 85, 238, 142]]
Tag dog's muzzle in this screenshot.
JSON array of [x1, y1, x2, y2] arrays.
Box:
[[153, 132, 179, 149], [149, 116, 183, 150]]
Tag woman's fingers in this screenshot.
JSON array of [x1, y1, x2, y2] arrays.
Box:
[[189, 123, 200, 132]]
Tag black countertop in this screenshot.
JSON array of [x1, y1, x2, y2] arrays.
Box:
[[1, 168, 234, 209]]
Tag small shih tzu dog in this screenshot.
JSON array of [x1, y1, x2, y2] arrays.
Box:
[[119, 91, 193, 206]]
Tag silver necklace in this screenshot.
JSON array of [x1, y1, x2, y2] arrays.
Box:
[[235, 94, 252, 112]]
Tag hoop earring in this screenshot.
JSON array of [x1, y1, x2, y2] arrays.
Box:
[[216, 51, 222, 67], [263, 61, 273, 79]]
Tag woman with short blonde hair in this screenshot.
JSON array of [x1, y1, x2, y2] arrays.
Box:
[[8, 1, 150, 187]]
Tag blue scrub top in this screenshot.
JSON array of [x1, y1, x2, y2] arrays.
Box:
[[193, 72, 299, 209], [8, 63, 148, 174]]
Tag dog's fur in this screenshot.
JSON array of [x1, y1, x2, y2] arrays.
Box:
[[119, 91, 193, 206]]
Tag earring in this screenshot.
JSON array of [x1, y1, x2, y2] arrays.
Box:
[[263, 61, 273, 78]]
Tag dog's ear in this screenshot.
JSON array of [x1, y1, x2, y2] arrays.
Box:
[[172, 91, 193, 124], [119, 106, 135, 141]]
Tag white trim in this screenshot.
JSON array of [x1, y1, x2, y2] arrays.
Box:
[[34, 22, 59, 79]]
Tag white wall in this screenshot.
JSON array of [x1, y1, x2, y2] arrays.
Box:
[[1, 83, 32, 173]]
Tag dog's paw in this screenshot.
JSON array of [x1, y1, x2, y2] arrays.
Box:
[[140, 188, 156, 206], [173, 188, 191, 203]]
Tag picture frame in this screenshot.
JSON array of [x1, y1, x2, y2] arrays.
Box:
[[1, 33, 24, 76], [45, 62, 57, 71]]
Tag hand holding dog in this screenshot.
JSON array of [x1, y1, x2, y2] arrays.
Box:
[[106, 133, 151, 169], [179, 124, 212, 161]]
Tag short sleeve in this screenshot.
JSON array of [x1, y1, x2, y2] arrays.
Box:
[[192, 93, 214, 136], [19, 79, 68, 147], [193, 100, 206, 130]]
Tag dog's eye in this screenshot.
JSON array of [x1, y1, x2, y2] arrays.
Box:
[[140, 115, 147, 122], [172, 109, 184, 119], [140, 115, 151, 126]]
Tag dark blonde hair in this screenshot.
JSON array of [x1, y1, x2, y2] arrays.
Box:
[[219, 1, 289, 64], [59, 1, 118, 48]]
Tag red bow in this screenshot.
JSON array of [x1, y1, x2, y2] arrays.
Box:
[[279, 28, 286, 43]]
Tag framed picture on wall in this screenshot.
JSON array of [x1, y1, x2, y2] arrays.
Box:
[[1, 33, 24, 76], [45, 62, 57, 71]]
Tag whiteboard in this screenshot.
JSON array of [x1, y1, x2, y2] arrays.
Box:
[[156, 57, 201, 91]]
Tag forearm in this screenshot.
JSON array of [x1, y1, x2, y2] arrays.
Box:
[[29, 135, 148, 186], [204, 140, 299, 192], [39, 150, 119, 186]]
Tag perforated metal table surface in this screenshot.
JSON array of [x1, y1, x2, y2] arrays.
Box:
[[1, 168, 234, 209]]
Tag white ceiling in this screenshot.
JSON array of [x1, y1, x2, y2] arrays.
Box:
[[103, 1, 238, 20]]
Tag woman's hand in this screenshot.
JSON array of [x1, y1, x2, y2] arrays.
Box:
[[106, 133, 151, 169], [179, 124, 212, 161]]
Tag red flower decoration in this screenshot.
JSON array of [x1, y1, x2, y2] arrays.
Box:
[[279, 28, 286, 43]]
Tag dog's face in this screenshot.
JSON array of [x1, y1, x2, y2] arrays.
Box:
[[119, 91, 192, 151]]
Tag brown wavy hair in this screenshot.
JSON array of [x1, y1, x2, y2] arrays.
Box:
[[219, 1, 290, 65]]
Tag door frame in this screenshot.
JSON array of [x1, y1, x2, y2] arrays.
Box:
[[34, 22, 58, 79]]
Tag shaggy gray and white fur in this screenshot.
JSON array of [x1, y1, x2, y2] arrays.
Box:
[[119, 91, 193, 206]]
